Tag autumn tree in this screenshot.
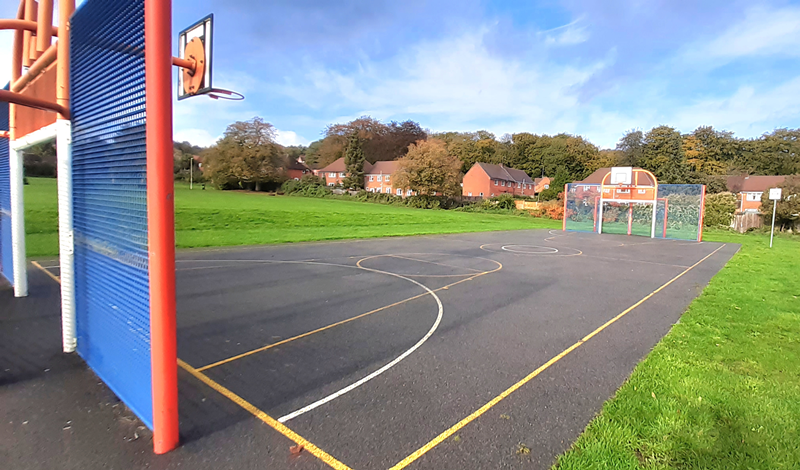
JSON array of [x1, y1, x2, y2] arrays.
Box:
[[316, 116, 427, 167], [393, 139, 462, 196], [203, 117, 285, 190], [683, 126, 735, 175], [342, 133, 366, 189]]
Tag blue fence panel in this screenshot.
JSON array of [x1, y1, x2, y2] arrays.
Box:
[[71, 0, 152, 428], [0, 85, 12, 286]]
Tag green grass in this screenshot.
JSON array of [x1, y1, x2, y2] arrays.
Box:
[[554, 230, 800, 469], [23, 178, 560, 257]]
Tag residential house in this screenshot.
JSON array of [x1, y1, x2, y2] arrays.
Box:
[[726, 175, 787, 213], [286, 160, 312, 180], [363, 161, 413, 196], [319, 158, 348, 186], [534, 177, 551, 193], [461, 162, 536, 198]]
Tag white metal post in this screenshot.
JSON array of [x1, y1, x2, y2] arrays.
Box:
[[190, 160, 193, 189], [9, 148, 27, 297], [597, 196, 604, 234], [770, 199, 777, 248], [650, 200, 658, 238], [57, 120, 76, 352]]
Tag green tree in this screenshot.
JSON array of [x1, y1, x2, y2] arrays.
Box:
[[761, 176, 800, 231], [640, 126, 691, 184], [342, 133, 366, 189], [392, 139, 462, 196], [539, 167, 570, 201], [203, 117, 285, 190], [616, 130, 644, 167]]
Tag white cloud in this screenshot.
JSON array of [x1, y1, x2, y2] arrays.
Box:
[[542, 19, 589, 46], [173, 128, 219, 147], [274, 129, 310, 147], [281, 29, 609, 137], [672, 76, 800, 135], [692, 5, 800, 60]]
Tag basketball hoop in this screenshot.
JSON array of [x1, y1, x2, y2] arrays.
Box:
[[206, 88, 244, 100]]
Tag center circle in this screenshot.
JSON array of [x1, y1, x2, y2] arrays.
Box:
[[500, 245, 559, 254]]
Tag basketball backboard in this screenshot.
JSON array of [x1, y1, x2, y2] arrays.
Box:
[[610, 166, 632, 185], [177, 15, 213, 99]]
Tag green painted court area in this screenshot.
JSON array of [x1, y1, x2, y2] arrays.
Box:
[[23, 178, 560, 257]]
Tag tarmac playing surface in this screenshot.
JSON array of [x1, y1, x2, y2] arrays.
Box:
[[0, 229, 738, 469]]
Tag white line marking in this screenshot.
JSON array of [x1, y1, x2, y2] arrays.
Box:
[[277, 266, 444, 423], [501, 245, 559, 254]]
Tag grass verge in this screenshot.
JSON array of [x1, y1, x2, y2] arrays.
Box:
[[554, 229, 800, 469], [23, 178, 560, 257]]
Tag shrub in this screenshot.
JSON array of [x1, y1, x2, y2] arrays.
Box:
[[704, 192, 737, 227], [490, 194, 517, 210], [282, 174, 331, 198]]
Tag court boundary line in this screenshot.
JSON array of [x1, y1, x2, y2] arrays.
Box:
[[178, 359, 353, 470], [195, 255, 502, 372], [31, 260, 62, 284], [30, 260, 350, 469], [388, 243, 726, 470]]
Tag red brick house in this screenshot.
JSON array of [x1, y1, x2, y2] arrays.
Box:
[[461, 162, 536, 198], [363, 161, 415, 196], [319, 158, 348, 186], [726, 175, 787, 213], [286, 160, 312, 180]]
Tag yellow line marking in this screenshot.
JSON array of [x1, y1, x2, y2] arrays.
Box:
[[32, 260, 61, 284], [388, 244, 726, 470], [197, 259, 502, 372], [178, 359, 352, 470]]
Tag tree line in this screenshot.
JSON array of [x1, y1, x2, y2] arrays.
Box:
[[194, 115, 800, 196]]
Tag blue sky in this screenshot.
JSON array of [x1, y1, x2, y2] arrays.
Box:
[[3, 1, 800, 148]]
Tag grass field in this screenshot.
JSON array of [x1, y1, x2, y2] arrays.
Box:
[[23, 178, 560, 257], [554, 229, 800, 469]]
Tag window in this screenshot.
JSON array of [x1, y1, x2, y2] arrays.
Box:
[[494, 180, 498, 186], [385, 187, 391, 194], [340, 172, 346, 177], [377, 175, 382, 182], [385, 175, 390, 182], [544, 184, 549, 189], [468, 192, 472, 196], [407, 189, 413, 196], [397, 188, 402, 195], [328, 183, 334, 187], [294, 177, 299, 181], [369, 175, 374, 181], [479, 192, 484, 197], [329, 172, 335, 177], [746, 192, 761, 201]]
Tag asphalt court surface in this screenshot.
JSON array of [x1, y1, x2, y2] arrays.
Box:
[[171, 229, 737, 469], [7, 229, 737, 469]]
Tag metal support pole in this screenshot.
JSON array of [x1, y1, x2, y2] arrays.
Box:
[[770, 199, 777, 248], [57, 119, 76, 352], [9, 148, 27, 297], [145, 0, 179, 454], [190, 159, 193, 189], [650, 199, 657, 238]]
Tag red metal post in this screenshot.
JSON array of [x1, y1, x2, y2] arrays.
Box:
[[697, 185, 706, 242], [562, 184, 567, 231], [145, 0, 179, 454], [627, 204, 632, 235]]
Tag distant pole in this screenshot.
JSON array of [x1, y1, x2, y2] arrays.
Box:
[[770, 199, 777, 248], [190, 160, 193, 189]]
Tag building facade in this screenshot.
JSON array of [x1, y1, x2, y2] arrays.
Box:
[[461, 162, 537, 198]]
